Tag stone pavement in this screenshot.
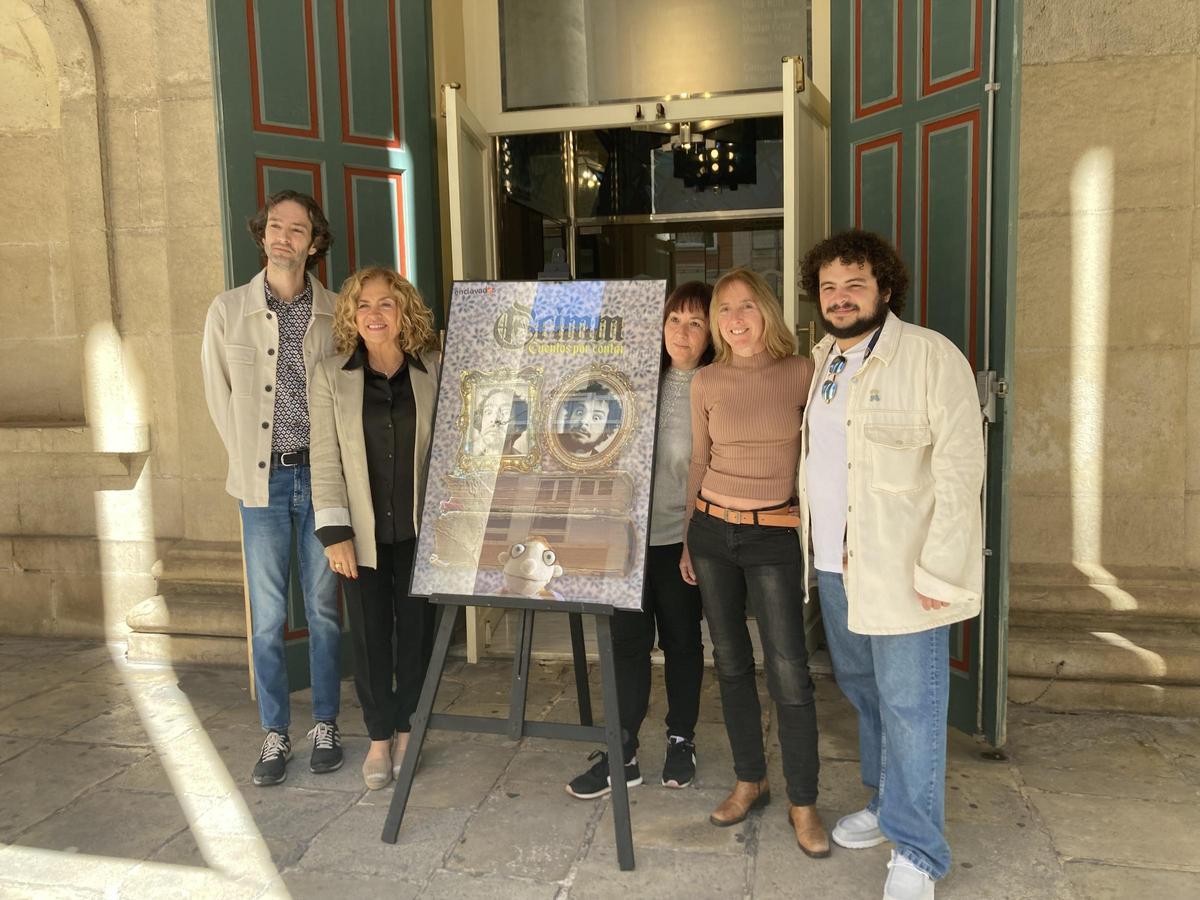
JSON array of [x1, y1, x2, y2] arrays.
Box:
[[0, 636, 1198, 899]]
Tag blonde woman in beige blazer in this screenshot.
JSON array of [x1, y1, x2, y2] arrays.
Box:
[[309, 266, 440, 790]]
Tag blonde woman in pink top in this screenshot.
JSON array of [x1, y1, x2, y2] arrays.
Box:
[[684, 267, 828, 858]]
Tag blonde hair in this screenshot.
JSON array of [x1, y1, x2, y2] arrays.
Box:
[[709, 267, 796, 364], [333, 267, 437, 355]]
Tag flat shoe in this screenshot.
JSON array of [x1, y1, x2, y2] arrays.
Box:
[[362, 750, 392, 790]]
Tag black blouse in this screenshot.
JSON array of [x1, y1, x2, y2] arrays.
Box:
[[315, 341, 425, 551]]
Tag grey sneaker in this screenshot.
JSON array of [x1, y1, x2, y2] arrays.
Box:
[[252, 730, 292, 786], [883, 850, 935, 900], [832, 807, 887, 849], [307, 720, 343, 774]]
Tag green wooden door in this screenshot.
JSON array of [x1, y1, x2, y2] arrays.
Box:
[[210, 0, 441, 690], [831, 0, 1021, 744]]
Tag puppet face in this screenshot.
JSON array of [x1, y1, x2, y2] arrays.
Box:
[[497, 538, 563, 597]]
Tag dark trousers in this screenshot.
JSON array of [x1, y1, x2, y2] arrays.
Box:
[[340, 539, 435, 741], [612, 542, 704, 760], [687, 512, 820, 806]]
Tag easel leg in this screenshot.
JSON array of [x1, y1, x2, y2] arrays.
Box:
[[507, 608, 535, 741], [569, 612, 594, 726], [381, 604, 456, 843], [596, 614, 635, 871]]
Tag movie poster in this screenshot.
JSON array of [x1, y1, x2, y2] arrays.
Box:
[[411, 280, 667, 610]]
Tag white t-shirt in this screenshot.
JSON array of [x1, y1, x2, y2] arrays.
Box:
[[806, 334, 875, 574]]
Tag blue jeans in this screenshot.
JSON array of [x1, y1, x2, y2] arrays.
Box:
[[239, 465, 341, 731], [817, 571, 950, 880]]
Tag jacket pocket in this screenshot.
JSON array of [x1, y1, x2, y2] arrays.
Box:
[[864, 422, 931, 494], [227, 344, 256, 398]]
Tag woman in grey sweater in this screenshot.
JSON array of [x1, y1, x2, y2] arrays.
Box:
[[566, 282, 714, 799]]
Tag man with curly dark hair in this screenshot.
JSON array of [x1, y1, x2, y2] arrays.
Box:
[[201, 191, 343, 787], [797, 229, 985, 900]]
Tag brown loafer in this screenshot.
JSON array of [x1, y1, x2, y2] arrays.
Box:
[[788, 803, 831, 858], [709, 778, 770, 826]]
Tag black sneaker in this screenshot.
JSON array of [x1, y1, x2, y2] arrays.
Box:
[[662, 736, 696, 788], [252, 730, 292, 786], [565, 750, 642, 800], [307, 720, 343, 774]]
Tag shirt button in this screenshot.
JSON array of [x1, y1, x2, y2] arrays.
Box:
[[387, 453, 393, 459], [258, 461, 266, 469], [846, 420, 851, 426], [847, 462, 852, 469], [262, 422, 269, 429], [268, 348, 276, 356], [386, 511, 392, 517], [265, 385, 272, 392], [849, 550, 854, 558], [266, 312, 273, 320]]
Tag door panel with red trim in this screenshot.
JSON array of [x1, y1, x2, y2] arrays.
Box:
[[211, 0, 440, 690], [832, 0, 1015, 741]]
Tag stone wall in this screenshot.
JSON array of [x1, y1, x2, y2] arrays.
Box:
[[1011, 0, 1200, 574], [0, 0, 229, 638]]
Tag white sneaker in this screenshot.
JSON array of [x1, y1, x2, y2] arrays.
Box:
[[832, 807, 887, 849], [883, 850, 935, 900]]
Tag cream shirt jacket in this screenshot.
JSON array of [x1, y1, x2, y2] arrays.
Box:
[[200, 269, 338, 507], [798, 312, 985, 635], [308, 348, 440, 571]]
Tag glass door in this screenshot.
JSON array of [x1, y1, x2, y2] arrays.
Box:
[[444, 65, 831, 660]]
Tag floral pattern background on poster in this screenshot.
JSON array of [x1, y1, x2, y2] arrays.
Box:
[[411, 280, 667, 609]]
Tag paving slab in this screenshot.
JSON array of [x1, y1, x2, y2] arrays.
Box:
[[590, 784, 750, 855], [570, 843, 750, 899], [151, 827, 309, 873], [280, 870, 421, 900], [0, 733, 34, 765], [944, 764, 1034, 826], [0, 741, 148, 842], [752, 805, 883, 899], [116, 861, 266, 900], [0, 667, 64, 709], [297, 804, 470, 881], [502, 746, 591, 786], [13, 787, 192, 860], [445, 778, 595, 881], [0, 885, 103, 900], [421, 869, 559, 899], [1063, 861, 1200, 900], [0, 680, 134, 739], [0, 842, 142, 896], [357, 736, 516, 810], [935, 819, 1075, 899], [1010, 710, 1199, 803], [1026, 789, 1200, 869]]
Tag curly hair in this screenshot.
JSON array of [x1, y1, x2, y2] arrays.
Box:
[[660, 280, 715, 372], [710, 267, 796, 363], [800, 229, 909, 316], [246, 190, 333, 272], [333, 267, 438, 356]]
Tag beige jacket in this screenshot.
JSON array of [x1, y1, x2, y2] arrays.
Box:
[[798, 312, 985, 635], [200, 269, 338, 507], [308, 348, 441, 571]]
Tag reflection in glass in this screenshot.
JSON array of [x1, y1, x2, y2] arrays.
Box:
[[500, 0, 809, 111]]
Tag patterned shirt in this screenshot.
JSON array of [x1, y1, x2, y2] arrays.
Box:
[[265, 276, 313, 453]]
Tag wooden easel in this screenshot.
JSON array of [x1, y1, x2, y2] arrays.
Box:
[[380, 594, 636, 871]]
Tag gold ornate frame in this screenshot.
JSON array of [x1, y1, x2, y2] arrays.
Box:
[[455, 366, 543, 474], [542, 363, 639, 472]]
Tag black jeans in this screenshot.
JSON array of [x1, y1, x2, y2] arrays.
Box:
[[612, 542, 704, 760], [687, 511, 819, 806], [340, 539, 436, 741]]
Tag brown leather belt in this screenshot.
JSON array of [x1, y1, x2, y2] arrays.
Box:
[[695, 497, 800, 528]]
